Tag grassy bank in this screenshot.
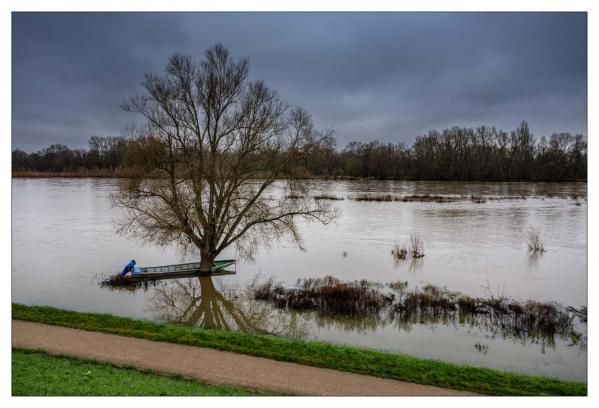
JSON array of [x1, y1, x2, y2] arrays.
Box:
[[13, 303, 586, 396], [12, 348, 269, 396]]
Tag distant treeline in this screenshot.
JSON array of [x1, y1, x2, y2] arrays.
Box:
[[12, 136, 128, 177], [12, 122, 586, 181]]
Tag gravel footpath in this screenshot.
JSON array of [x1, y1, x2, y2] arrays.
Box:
[[12, 320, 475, 396]]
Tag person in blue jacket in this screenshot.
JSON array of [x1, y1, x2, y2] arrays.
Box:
[[119, 259, 136, 277]]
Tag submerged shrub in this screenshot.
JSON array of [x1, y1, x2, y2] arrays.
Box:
[[388, 280, 408, 292], [526, 227, 546, 253], [396, 194, 458, 203], [249, 277, 585, 344], [408, 233, 425, 258], [391, 242, 408, 260], [313, 194, 344, 200], [457, 295, 478, 314], [251, 276, 386, 316], [471, 194, 487, 203], [352, 194, 394, 202]]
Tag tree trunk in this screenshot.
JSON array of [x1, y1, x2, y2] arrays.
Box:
[[199, 250, 215, 274]]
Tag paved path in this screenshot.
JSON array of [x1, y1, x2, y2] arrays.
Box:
[[12, 320, 475, 396]]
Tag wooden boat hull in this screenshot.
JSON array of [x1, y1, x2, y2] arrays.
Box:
[[126, 269, 236, 282], [129, 259, 236, 281]]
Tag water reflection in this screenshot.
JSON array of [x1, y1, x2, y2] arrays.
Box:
[[393, 257, 424, 273], [146, 276, 309, 338]]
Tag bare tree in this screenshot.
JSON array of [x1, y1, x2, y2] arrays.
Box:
[[113, 45, 335, 271]]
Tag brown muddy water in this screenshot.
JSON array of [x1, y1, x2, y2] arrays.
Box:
[[11, 178, 587, 381]]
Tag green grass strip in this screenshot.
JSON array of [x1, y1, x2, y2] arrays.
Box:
[[12, 348, 270, 396], [13, 303, 586, 396]]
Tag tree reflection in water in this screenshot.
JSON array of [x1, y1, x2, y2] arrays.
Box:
[[147, 276, 309, 338]]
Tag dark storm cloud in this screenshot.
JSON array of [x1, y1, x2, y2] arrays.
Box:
[[12, 12, 587, 152]]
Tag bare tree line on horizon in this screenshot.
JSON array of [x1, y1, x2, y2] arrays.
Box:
[[13, 122, 587, 182]]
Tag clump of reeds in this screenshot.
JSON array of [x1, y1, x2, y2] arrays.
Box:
[[396, 194, 456, 203], [474, 343, 489, 354], [526, 227, 546, 253], [408, 233, 425, 258], [99, 275, 157, 292], [392, 233, 425, 260], [252, 277, 287, 300], [249, 277, 585, 342], [313, 194, 344, 201], [393, 283, 581, 340], [391, 242, 408, 260], [352, 194, 394, 202], [470, 194, 487, 204], [457, 295, 478, 314], [388, 280, 408, 292], [252, 276, 387, 316], [487, 195, 528, 201]]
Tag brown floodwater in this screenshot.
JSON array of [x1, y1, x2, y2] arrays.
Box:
[[11, 178, 587, 381]]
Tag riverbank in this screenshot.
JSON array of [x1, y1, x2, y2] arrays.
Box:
[[14, 320, 470, 396], [12, 304, 587, 396], [12, 348, 268, 396], [11, 172, 587, 182]]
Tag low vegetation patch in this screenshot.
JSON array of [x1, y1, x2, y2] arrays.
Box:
[[12, 304, 586, 395], [470, 194, 487, 203], [252, 276, 388, 316], [313, 194, 344, 200], [352, 194, 394, 202], [408, 233, 425, 258], [99, 275, 160, 292], [250, 278, 584, 346], [526, 227, 546, 253], [12, 348, 268, 396], [391, 242, 408, 260], [396, 194, 459, 203], [392, 233, 424, 260]]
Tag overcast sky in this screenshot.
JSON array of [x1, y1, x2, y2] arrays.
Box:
[[12, 12, 587, 152]]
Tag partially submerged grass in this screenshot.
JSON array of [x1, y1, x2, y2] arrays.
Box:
[[471, 194, 487, 204], [353, 193, 459, 202], [396, 194, 460, 203], [392, 233, 424, 260], [253, 276, 387, 316], [408, 233, 425, 258], [352, 193, 394, 202], [251, 277, 584, 345], [391, 242, 408, 260], [306, 193, 582, 203], [474, 343, 489, 354], [313, 194, 344, 200], [99, 275, 160, 292], [526, 227, 546, 253], [12, 304, 586, 395], [12, 348, 268, 396]]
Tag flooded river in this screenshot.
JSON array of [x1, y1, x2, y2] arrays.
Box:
[[12, 178, 587, 381]]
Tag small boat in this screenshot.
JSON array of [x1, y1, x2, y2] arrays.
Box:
[[128, 259, 236, 280]]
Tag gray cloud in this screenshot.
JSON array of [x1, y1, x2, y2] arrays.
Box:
[[12, 12, 587, 152]]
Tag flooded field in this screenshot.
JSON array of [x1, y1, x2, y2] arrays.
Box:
[[11, 178, 587, 381]]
